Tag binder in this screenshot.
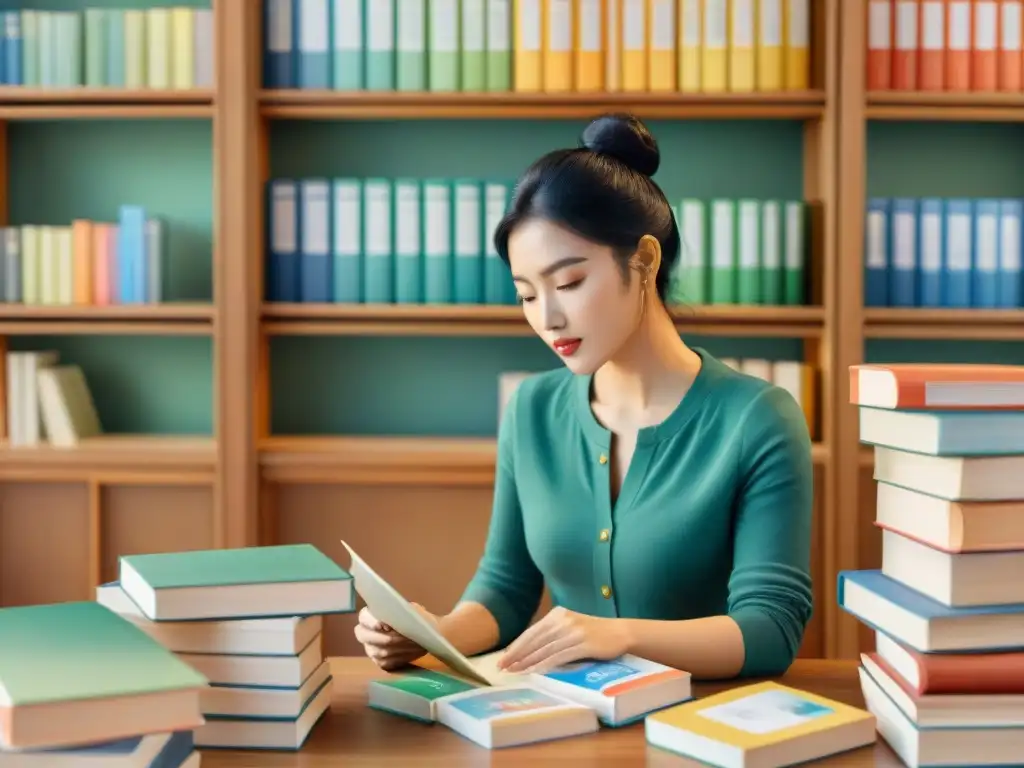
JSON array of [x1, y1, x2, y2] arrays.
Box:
[[299, 178, 333, 303], [677, 198, 707, 304], [483, 182, 514, 304], [972, 199, 999, 309], [998, 199, 1022, 308], [867, 0, 892, 90], [267, 180, 299, 302], [332, 0, 364, 89], [736, 199, 760, 303], [943, 198, 972, 307], [889, 198, 917, 306], [892, 0, 917, 89], [462, 0, 487, 91], [760, 200, 784, 304], [999, 0, 1022, 90], [575, 0, 603, 90], [864, 198, 889, 307], [265, 0, 294, 87], [710, 199, 736, 303], [783, 200, 805, 304], [365, 0, 396, 90], [756, 0, 783, 90], [678, 0, 701, 91], [396, 0, 426, 91], [918, 198, 943, 306], [648, 0, 675, 91], [429, 0, 460, 90], [332, 178, 362, 303], [972, 0, 998, 90], [424, 180, 454, 303], [945, 0, 971, 91], [514, 0, 543, 90], [297, 0, 331, 88], [394, 179, 424, 303], [702, 0, 727, 92], [728, 0, 754, 91], [621, 0, 647, 90], [544, 0, 573, 90], [486, 0, 513, 90], [605, 0, 622, 90], [783, 0, 809, 89], [363, 179, 394, 303], [454, 180, 484, 303], [918, 0, 944, 89]]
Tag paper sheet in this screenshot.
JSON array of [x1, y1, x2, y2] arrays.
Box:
[[342, 540, 513, 686]]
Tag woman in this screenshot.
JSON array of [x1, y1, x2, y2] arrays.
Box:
[[355, 113, 814, 681]]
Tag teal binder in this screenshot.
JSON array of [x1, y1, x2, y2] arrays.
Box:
[[423, 179, 453, 304]]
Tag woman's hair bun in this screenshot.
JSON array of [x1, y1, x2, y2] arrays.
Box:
[[580, 113, 660, 177]]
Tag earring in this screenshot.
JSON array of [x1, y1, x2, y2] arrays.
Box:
[[639, 271, 648, 323]]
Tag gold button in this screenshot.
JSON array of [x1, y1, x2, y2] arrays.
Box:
[[598, 453, 608, 464], [601, 585, 612, 599], [599, 529, 610, 542]]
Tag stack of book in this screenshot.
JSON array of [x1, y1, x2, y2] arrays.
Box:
[[0, 601, 204, 767], [840, 362, 1024, 768], [97, 543, 356, 752]]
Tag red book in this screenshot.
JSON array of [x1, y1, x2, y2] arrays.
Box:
[[868, 0, 893, 89]]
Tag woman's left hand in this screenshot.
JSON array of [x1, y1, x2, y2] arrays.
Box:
[[496, 607, 631, 674]]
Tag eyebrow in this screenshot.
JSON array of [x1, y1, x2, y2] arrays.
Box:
[[511, 256, 588, 283]]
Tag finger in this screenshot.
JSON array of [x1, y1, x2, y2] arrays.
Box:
[[358, 607, 385, 631], [507, 632, 580, 673], [500, 618, 558, 670], [354, 624, 402, 648], [523, 644, 588, 675]]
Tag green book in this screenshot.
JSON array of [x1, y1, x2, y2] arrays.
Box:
[[736, 199, 761, 304], [784, 201, 807, 305], [333, 0, 364, 89], [118, 543, 354, 622], [396, 0, 426, 91], [485, 0, 511, 90], [0, 601, 206, 750], [674, 198, 707, 304], [710, 199, 737, 304], [429, 0, 460, 91], [365, 0, 395, 90], [760, 200, 784, 305], [368, 667, 479, 723], [19, 10, 39, 86], [460, 0, 486, 91], [84, 9, 107, 86]]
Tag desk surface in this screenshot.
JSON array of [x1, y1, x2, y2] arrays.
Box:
[[203, 657, 901, 767]]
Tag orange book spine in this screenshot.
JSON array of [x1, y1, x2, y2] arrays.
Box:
[[867, 0, 893, 90], [1000, 0, 1022, 89], [946, 0, 972, 89], [972, 0, 999, 89], [91, 224, 111, 305], [893, 0, 919, 88], [71, 219, 93, 305], [918, 0, 945, 87]]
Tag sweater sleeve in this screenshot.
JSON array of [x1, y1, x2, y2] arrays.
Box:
[[457, 387, 545, 650], [728, 384, 815, 678]]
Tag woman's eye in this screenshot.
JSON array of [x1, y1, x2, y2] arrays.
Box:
[[557, 279, 583, 291], [517, 295, 535, 304]]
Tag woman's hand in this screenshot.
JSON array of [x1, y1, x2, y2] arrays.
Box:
[[353, 603, 440, 671], [496, 607, 632, 674]]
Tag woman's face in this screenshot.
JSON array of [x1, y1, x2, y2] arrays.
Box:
[[508, 217, 641, 375]]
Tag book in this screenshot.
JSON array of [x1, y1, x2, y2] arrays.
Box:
[[0, 730, 195, 768], [435, 686, 598, 749], [851, 362, 1024, 410], [644, 681, 876, 767], [118, 543, 355, 621], [367, 667, 481, 723], [0, 601, 207, 750]]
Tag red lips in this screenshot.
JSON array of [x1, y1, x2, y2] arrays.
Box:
[[553, 338, 581, 357]]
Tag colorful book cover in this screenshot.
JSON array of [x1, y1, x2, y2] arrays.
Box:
[[376, 668, 478, 699], [448, 687, 565, 720], [541, 656, 685, 697]]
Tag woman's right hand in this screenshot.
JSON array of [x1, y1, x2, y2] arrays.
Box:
[[354, 603, 438, 671]]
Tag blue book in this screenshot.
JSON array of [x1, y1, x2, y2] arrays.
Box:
[[332, 178, 362, 303], [860, 405, 1024, 456], [889, 198, 917, 306], [265, 0, 295, 87], [117, 205, 147, 304], [943, 198, 972, 307], [3, 12, 22, 85], [299, 179, 332, 302], [106, 10, 125, 87], [864, 198, 889, 306], [266, 179, 300, 302], [972, 198, 999, 308], [917, 198, 943, 306], [296, 0, 331, 88], [838, 569, 1024, 653], [998, 199, 1022, 308], [482, 181, 514, 305]]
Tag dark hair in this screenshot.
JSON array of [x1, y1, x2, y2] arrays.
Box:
[[494, 113, 680, 301]]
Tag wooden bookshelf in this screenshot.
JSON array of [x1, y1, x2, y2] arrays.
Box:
[[0, 88, 214, 119], [866, 90, 1024, 122], [261, 303, 825, 338], [864, 308, 1024, 340], [259, 90, 827, 121], [0, 303, 215, 335]]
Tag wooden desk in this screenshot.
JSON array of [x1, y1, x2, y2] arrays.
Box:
[[202, 657, 903, 767]]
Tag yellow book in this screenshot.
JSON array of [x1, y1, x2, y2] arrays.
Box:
[[55, 227, 73, 306], [145, 8, 171, 89], [544, 0, 573, 90], [648, 0, 676, 90], [677, 0, 701, 91], [701, 0, 727, 91], [621, 0, 646, 90], [20, 226, 40, 305], [515, 0, 544, 91], [604, 0, 622, 90], [783, 0, 809, 89], [645, 682, 876, 767], [728, 0, 754, 90], [71, 220, 93, 306], [574, 0, 604, 90], [756, 0, 783, 89], [123, 10, 147, 88], [38, 226, 56, 305], [170, 7, 195, 89]]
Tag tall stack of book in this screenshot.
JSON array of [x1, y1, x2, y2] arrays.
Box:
[[839, 362, 1024, 768], [96, 543, 355, 752], [0, 601, 204, 767]]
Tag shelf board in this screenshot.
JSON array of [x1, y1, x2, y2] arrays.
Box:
[[259, 90, 826, 120], [0, 303, 215, 335], [259, 435, 830, 486], [0, 87, 214, 119], [864, 308, 1024, 340], [0, 435, 216, 482], [866, 90, 1024, 121], [261, 303, 824, 338]]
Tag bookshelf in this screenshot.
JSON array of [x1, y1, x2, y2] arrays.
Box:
[[0, 0, 878, 662]]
